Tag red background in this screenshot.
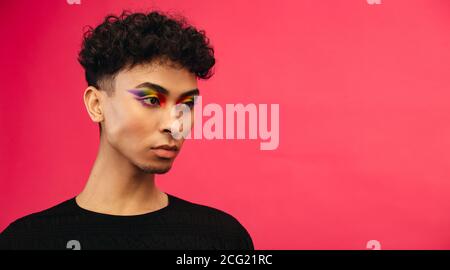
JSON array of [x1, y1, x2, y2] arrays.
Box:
[[1, 0, 450, 249]]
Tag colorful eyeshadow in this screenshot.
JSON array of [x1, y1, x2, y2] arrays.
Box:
[[127, 88, 166, 107]]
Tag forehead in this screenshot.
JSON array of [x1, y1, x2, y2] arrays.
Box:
[[114, 61, 197, 96]]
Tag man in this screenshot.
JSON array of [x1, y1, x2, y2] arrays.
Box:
[[0, 10, 253, 250]]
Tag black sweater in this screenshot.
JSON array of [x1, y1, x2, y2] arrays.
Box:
[[0, 194, 253, 250]]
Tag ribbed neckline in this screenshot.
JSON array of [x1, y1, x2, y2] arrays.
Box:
[[70, 193, 175, 220]]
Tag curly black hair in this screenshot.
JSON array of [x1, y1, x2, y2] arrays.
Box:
[[78, 10, 215, 92]]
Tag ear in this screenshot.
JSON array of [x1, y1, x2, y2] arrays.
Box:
[[83, 86, 104, 123]]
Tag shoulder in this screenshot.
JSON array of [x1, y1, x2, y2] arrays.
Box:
[[169, 194, 247, 228], [0, 198, 75, 249], [4, 198, 76, 229], [168, 194, 254, 249]]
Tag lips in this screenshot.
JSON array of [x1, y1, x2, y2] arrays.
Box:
[[151, 145, 179, 159]]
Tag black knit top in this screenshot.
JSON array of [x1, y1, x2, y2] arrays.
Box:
[[0, 194, 253, 250]]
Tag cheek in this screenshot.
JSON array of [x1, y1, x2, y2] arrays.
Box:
[[104, 102, 159, 149]]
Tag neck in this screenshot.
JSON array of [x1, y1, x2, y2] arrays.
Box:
[[76, 135, 168, 215]]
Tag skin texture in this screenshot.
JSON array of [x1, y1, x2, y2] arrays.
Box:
[[76, 60, 198, 216]]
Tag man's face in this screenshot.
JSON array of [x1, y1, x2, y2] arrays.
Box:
[[100, 61, 198, 174]]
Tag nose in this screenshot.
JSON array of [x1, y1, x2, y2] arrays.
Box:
[[159, 106, 176, 137], [159, 103, 191, 140], [162, 127, 172, 135], [160, 103, 187, 140]]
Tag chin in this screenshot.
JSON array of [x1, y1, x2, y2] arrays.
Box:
[[144, 167, 172, 174], [137, 161, 173, 174]]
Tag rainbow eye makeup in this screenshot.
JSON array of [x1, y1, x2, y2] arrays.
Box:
[[177, 96, 198, 109], [128, 85, 199, 110], [127, 89, 167, 107]]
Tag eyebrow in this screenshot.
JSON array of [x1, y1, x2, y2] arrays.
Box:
[[133, 82, 200, 99]]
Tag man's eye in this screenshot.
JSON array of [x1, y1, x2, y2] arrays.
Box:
[[184, 101, 195, 109], [179, 97, 197, 109], [142, 96, 160, 106]]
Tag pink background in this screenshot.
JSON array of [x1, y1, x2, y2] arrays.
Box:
[[1, 0, 450, 249]]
